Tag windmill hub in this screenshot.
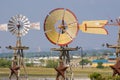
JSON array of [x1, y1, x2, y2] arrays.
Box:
[[17, 21, 22, 28], [58, 25, 65, 29], [55, 20, 68, 34], [58, 25, 67, 33], [17, 24, 21, 29]]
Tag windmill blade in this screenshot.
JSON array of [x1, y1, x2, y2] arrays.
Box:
[[30, 22, 40, 30], [22, 17, 29, 23], [80, 20, 108, 35], [11, 16, 17, 24], [56, 29, 61, 45], [18, 14, 23, 21], [0, 24, 8, 31], [62, 29, 74, 40], [62, 9, 66, 20], [23, 26, 30, 31], [65, 31, 74, 40], [11, 28, 17, 35], [44, 29, 53, 33], [21, 16, 26, 22], [67, 21, 78, 26], [24, 20, 30, 25], [21, 29, 28, 36], [62, 9, 66, 26]]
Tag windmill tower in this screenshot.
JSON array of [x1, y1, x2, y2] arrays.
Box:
[[44, 8, 79, 80], [6, 14, 31, 80], [0, 13, 40, 79]]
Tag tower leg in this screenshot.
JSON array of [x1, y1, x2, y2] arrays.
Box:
[[58, 48, 71, 80]]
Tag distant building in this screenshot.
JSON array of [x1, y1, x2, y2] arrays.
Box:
[[92, 59, 107, 67], [91, 55, 116, 67], [108, 55, 116, 62]]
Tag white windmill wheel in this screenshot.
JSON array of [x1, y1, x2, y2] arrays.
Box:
[[8, 14, 30, 37]]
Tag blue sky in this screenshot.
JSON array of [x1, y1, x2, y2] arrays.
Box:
[[0, 0, 119, 52]]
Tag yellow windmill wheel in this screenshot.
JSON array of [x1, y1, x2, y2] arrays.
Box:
[[44, 8, 79, 46]]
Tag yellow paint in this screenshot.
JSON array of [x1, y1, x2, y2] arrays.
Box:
[[44, 9, 78, 45], [79, 20, 108, 35]]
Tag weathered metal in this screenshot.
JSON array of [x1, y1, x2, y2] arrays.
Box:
[[55, 60, 68, 80], [110, 58, 120, 76]]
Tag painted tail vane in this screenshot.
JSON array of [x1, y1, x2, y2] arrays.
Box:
[[0, 24, 8, 31], [79, 20, 108, 35]]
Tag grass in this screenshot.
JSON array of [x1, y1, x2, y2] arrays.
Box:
[[0, 67, 113, 78]]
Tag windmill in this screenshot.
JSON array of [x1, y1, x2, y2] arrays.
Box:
[[102, 17, 120, 76], [3, 14, 40, 80], [104, 17, 120, 57], [44, 8, 108, 80]]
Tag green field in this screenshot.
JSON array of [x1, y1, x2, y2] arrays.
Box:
[[0, 67, 113, 78]]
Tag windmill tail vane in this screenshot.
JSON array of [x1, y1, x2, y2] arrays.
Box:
[[0, 24, 8, 31], [30, 22, 40, 30], [0, 22, 40, 31], [79, 17, 120, 35], [79, 20, 108, 35]]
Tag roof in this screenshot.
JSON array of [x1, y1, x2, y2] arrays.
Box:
[[92, 59, 108, 63], [108, 55, 116, 59]]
